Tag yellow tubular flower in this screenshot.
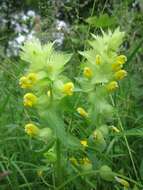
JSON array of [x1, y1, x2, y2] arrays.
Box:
[[77, 107, 88, 117], [115, 177, 129, 188], [111, 126, 120, 133], [19, 76, 31, 88], [83, 67, 93, 78], [27, 73, 37, 84], [63, 82, 74, 96], [23, 93, 37, 107], [25, 123, 39, 137], [19, 73, 37, 89], [47, 90, 51, 97], [106, 81, 118, 92], [95, 54, 101, 65], [114, 70, 127, 80], [37, 170, 43, 177], [111, 62, 123, 71], [80, 140, 88, 147], [116, 55, 127, 64]]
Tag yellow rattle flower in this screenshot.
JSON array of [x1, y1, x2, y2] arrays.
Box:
[[112, 62, 123, 71], [77, 107, 88, 117], [111, 126, 120, 133], [112, 55, 127, 71], [19, 76, 31, 88], [115, 176, 129, 188], [25, 123, 39, 137], [63, 82, 74, 96], [116, 55, 127, 64], [114, 70, 127, 80], [19, 73, 37, 88], [83, 67, 93, 78], [27, 73, 37, 84], [106, 81, 118, 92], [95, 54, 101, 65], [80, 140, 88, 147], [23, 93, 37, 107]]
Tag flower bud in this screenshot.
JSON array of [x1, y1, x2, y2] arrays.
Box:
[[115, 176, 129, 188], [62, 82, 74, 96], [23, 93, 37, 107], [95, 55, 101, 65], [44, 148, 57, 163], [106, 81, 118, 92], [99, 165, 115, 181], [80, 140, 88, 148], [38, 128, 53, 143], [25, 123, 39, 137], [83, 67, 93, 78], [88, 130, 106, 152], [114, 70, 127, 80], [77, 107, 88, 117]]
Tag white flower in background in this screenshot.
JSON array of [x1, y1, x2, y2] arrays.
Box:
[[4, 10, 38, 57], [53, 19, 70, 46], [53, 32, 65, 46], [56, 20, 68, 31], [27, 10, 35, 17], [26, 31, 36, 40], [15, 35, 25, 44], [22, 15, 28, 21]]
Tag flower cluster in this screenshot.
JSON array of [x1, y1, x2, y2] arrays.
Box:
[[19, 29, 129, 188], [19, 38, 74, 138]]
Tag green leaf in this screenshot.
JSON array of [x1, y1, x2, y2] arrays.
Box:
[[86, 14, 116, 28], [124, 128, 143, 137], [140, 160, 143, 180]]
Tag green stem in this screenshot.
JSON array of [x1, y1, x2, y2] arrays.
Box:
[[110, 95, 139, 180], [56, 139, 62, 187], [56, 170, 99, 190]]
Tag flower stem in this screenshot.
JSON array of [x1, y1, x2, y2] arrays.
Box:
[[56, 138, 62, 187]]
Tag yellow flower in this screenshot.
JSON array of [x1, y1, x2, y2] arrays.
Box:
[[82, 157, 91, 165], [106, 81, 118, 92], [112, 55, 127, 71], [83, 67, 93, 78], [25, 123, 39, 137], [96, 55, 101, 65], [19, 76, 31, 88], [69, 157, 78, 165], [80, 140, 88, 147], [47, 90, 51, 97], [114, 70, 127, 80], [116, 55, 127, 64], [77, 107, 88, 117], [111, 126, 120, 133], [37, 170, 43, 177], [63, 82, 74, 96], [19, 73, 37, 88], [112, 62, 123, 71], [115, 177, 129, 188], [23, 93, 37, 107], [27, 73, 37, 84]]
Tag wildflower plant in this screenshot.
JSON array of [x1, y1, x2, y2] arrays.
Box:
[[19, 29, 131, 189]]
